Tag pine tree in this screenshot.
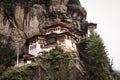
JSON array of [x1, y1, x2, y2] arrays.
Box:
[[85, 32, 115, 80]]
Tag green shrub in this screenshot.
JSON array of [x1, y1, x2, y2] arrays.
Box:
[[0, 65, 6, 75], [0, 48, 77, 80], [0, 62, 46, 80]]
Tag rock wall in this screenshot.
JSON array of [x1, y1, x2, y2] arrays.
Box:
[[0, 0, 118, 80], [0, 0, 87, 51]]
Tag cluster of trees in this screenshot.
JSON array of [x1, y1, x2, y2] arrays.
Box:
[[0, 48, 82, 80], [78, 32, 116, 80], [0, 34, 14, 74]]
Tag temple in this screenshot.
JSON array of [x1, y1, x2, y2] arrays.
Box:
[[22, 18, 97, 65], [26, 18, 81, 57]]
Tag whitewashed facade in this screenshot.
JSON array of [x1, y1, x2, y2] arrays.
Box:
[[27, 20, 81, 57], [29, 41, 42, 57]]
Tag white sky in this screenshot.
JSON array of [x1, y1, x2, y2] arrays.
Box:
[[80, 0, 120, 70]]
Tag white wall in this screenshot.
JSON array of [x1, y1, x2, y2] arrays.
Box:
[[65, 39, 75, 50], [46, 30, 64, 35], [28, 39, 77, 57], [54, 30, 62, 34], [29, 42, 42, 57]]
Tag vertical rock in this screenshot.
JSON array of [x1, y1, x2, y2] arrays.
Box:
[[0, 0, 87, 57], [14, 4, 24, 30]]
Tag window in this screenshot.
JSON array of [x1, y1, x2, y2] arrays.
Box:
[[41, 40, 44, 43], [46, 38, 56, 45], [41, 44, 44, 48], [29, 44, 36, 50]]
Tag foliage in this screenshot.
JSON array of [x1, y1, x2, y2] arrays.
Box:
[[0, 34, 13, 69], [38, 48, 77, 80], [0, 65, 6, 75], [0, 34, 7, 47], [0, 62, 46, 80], [38, 48, 74, 62], [0, 48, 78, 80], [0, 47, 13, 67], [84, 32, 115, 80]]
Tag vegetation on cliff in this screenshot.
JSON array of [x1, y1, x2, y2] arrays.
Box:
[[0, 32, 119, 80], [79, 32, 116, 80], [0, 0, 119, 80], [0, 48, 85, 80], [0, 34, 14, 74]]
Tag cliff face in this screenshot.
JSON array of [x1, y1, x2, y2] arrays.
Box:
[[0, 0, 87, 51], [0, 0, 119, 80], [0, 1, 88, 79]]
